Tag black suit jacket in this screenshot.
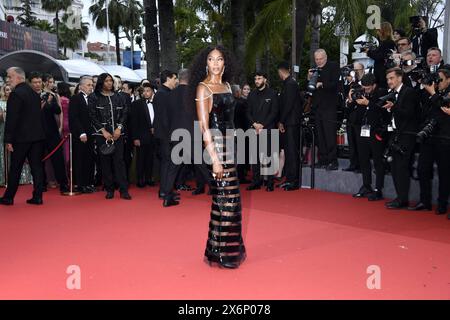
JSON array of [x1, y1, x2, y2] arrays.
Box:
[[4, 82, 45, 144], [246, 87, 279, 130], [131, 98, 154, 145], [411, 28, 439, 58], [153, 85, 171, 140], [392, 85, 420, 137], [167, 84, 195, 135], [279, 76, 302, 126], [69, 92, 93, 138], [312, 61, 340, 114]]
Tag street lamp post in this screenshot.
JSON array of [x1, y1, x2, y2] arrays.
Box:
[[106, 0, 110, 65]]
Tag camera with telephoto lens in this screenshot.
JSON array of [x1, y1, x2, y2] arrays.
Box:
[[306, 67, 321, 97], [410, 16, 426, 36], [40, 92, 50, 102], [350, 84, 366, 101], [354, 41, 378, 52], [416, 118, 438, 143], [376, 91, 397, 108], [443, 96, 450, 107], [383, 136, 406, 163], [422, 72, 442, 86], [341, 65, 356, 79], [385, 54, 399, 69]]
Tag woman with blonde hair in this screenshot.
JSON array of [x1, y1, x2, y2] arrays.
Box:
[[364, 21, 396, 87]]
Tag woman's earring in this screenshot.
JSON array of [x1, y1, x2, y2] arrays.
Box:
[[206, 66, 209, 76], [221, 66, 225, 77]]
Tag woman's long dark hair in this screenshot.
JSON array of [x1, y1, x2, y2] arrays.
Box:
[[94, 73, 114, 94], [57, 82, 72, 98], [188, 45, 237, 117]]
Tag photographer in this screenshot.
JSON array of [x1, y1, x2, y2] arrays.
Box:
[[409, 67, 450, 215], [308, 49, 340, 171], [364, 22, 396, 88], [349, 74, 390, 201], [410, 16, 439, 59], [383, 68, 420, 209], [401, 51, 419, 88], [342, 63, 365, 172]]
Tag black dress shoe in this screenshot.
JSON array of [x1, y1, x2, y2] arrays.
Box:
[[163, 197, 179, 207], [239, 179, 251, 184], [246, 183, 262, 191], [219, 262, 239, 269], [146, 180, 156, 187], [159, 191, 180, 200], [386, 199, 408, 210], [276, 181, 288, 188], [120, 192, 132, 200], [26, 198, 43, 205], [176, 184, 193, 191], [353, 186, 373, 198], [435, 204, 447, 215], [0, 197, 14, 206], [81, 186, 95, 194], [192, 188, 205, 196], [136, 182, 146, 188], [408, 202, 432, 211], [368, 190, 383, 201], [266, 184, 274, 192], [283, 183, 300, 191], [105, 191, 114, 199], [326, 162, 339, 171], [59, 184, 70, 193]]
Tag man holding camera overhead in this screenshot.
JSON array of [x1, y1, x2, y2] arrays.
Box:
[[308, 49, 340, 171], [382, 68, 420, 210], [409, 66, 450, 215]]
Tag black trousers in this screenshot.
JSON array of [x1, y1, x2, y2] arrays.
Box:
[[160, 143, 210, 197], [157, 138, 171, 192], [251, 130, 274, 185], [3, 141, 45, 200], [390, 135, 415, 203], [136, 140, 155, 185], [73, 137, 95, 187], [436, 144, 450, 207], [123, 137, 133, 181], [357, 133, 386, 191], [418, 142, 450, 206], [316, 112, 337, 164], [284, 125, 300, 183], [347, 121, 360, 168], [44, 134, 68, 186], [96, 137, 128, 193]]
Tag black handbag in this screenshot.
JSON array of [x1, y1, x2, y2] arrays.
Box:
[[100, 139, 116, 155]]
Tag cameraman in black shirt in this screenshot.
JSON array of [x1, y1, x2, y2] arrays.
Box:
[[409, 66, 450, 214], [348, 73, 390, 201]]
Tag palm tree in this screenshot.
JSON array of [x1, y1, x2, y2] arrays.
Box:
[[90, 0, 125, 65], [143, 0, 160, 79], [59, 13, 89, 57], [158, 0, 178, 71], [231, 0, 247, 83], [16, 0, 37, 27], [122, 0, 143, 65], [41, 0, 72, 51], [34, 19, 55, 33]]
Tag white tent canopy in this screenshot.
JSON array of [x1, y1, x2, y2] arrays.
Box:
[[102, 65, 143, 83], [56, 59, 106, 80], [134, 69, 148, 80]]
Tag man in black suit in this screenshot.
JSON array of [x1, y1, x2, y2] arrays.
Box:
[[68, 76, 95, 194], [0, 67, 46, 205], [153, 70, 178, 199], [309, 49, 341, 171], [277, 62, 303, 191], [160, 69, 210, 207], [131, 82, 156, 188], [246, 71, 279, 192], [382, 68, 420, 209], [410, 16, 439, 59]]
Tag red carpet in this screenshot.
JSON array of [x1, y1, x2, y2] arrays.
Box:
[[0, 185, 450, 300]]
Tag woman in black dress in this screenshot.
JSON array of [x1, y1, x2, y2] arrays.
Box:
[[189, 46, 246, 269]]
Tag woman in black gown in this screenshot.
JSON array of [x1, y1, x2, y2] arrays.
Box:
[[189, 46, 246, 269]]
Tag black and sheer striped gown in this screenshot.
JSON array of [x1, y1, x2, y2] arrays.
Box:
[[204, 91, 246, 268]]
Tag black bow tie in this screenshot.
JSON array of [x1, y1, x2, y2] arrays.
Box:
[[146, 99, 151, 104]]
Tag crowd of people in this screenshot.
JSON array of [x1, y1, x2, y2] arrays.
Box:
[[0, 17, 449, 222]]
